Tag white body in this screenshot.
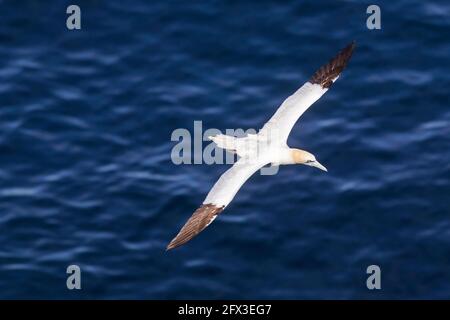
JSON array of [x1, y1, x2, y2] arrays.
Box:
[[205, 82, 328, 207]]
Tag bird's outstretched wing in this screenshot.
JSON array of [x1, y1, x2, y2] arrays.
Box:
[[167, 159, 268, 250], [259, 42, 355, 144]]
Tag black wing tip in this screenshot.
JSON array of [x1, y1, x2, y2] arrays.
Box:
[[309, 41, 356, 88], [166, 241, 177, 251], [342, 40, 356, 59], [347, 40, 356, 51], [166, 232, 187, 251], [166, 204, 224, 251]]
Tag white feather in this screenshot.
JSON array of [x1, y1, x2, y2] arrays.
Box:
[[259, 82, 327, 144], [203, 159, 269, 207]]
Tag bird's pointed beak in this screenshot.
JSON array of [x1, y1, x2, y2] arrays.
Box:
[[311, 161, 328, 172]]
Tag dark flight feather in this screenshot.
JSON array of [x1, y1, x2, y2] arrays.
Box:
[[167, 204, 225, 250], [309, 41, 356, 88]]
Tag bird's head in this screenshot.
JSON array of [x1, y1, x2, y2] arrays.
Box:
[[291, 149, 327, 172]]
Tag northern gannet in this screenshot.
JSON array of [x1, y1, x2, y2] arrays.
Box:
[[167, 42, 355, 250]]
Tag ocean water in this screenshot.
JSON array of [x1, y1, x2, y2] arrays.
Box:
[[0, 0, 449, 299]]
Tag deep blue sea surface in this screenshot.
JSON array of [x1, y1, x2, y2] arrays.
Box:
[[0, 0, 449, 299]]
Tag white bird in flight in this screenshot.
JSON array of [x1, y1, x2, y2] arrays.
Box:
[[167, 42, 355, 250]]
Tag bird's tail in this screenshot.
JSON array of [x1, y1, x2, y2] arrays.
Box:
[[208, 134, 237, 152]]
